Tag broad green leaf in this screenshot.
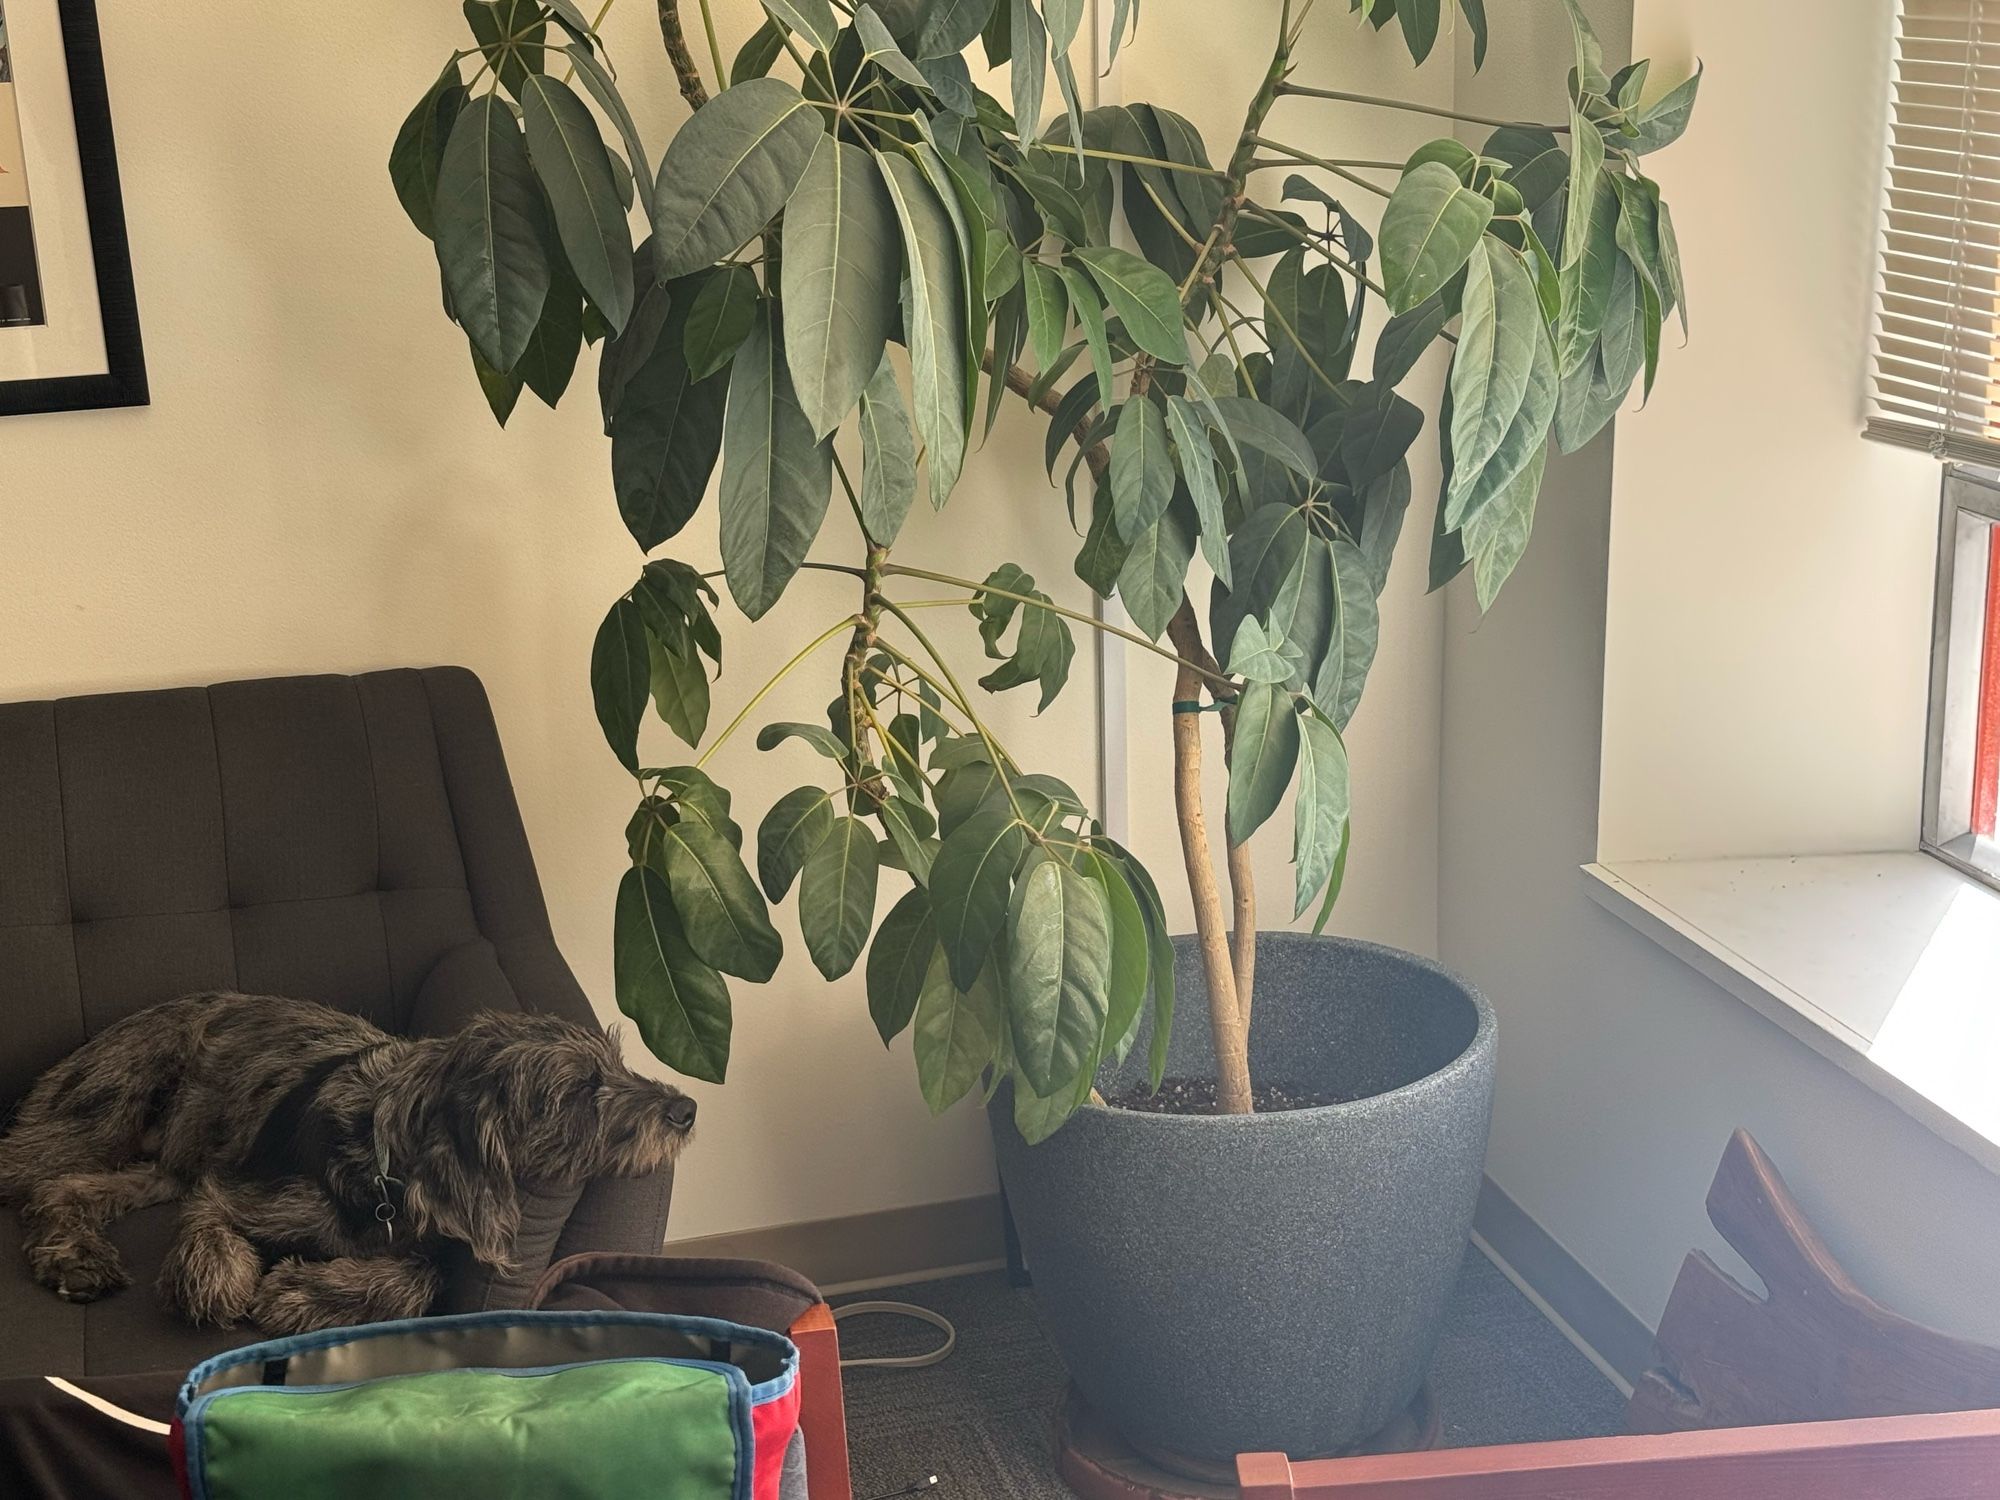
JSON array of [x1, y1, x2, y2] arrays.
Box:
[[1073, 246, 1187, 364], [755, 719, 851, 759], [914, 143, 985, 431], [648, 631, 710, 746], [1447, 241, 1557, 529], [471, 338, 523, 425], [599, 273, 671, 426], [731, 19, 787, 84], [1461, 0, 1489, 69], [615, 866, 732, 1082], [1310, 819, 1353, 935], [1116, 500, 1195, 641], [515, 277, 584, 407], [1341, 384, 1423, 487], [1227, 680, 1300, 843], [877, 151, 969, 508], [1656, 197, 1687, 336], [1557, 174, 1618, 375], [1045, 0, 1085, 51], [759, 0, 837, 53], [877, 797, 938, 883], [1380, 161, 1491, 316], [1110, 397, 1174, 537], [612, 276, 729, 550], [591, 595, 650, 773], [1317, 538, 1380, 730], [1165, 395, 1230, 587], [1227, 616, 1296, 683], [1631, 64, 1701, 155], [1558, 0, 1610, 96], [463, 0, 546, 99], [1079, 848, 1147, 1062], [1562, 110, 1604, 268], [719, 304, 833, 620], [1207, 397, 1317, 479], [918, 0, 995, 58], [1598, 253, 1644, 397], [1213, 500, 1309, 665], [1008, 0, 1048, 142], [1057, 265, 1114, 408], [858, 357, 918, 543], [1397, 0, 1443, 64], [682, 264, 760, 381], [656, 820, 784, 981], [932, 806, 1027, 989], [800, 815, 880, 979], [435, 94, 552, 373], [390, 66, 467, 241], [1356, 461, 1413, 594], [651, 78, 821, 279], [756, 784, 835, 900], [854, 4, 932, 87], [1075, 481, 1129, 598], [867, 887, 937, 1043], [1022, 260, 1068, 372], [565, 43, 656, 221], [1003, 849, 1113, 1098], [1293, 714, 1350, 917], [1462, 436, 1547, 609], [1551, 346, 1622, 454], [1375, 292, 1453, 387], [783, 137, 900, 436], [914, 949, 1002, 1114], [521, 73, 635, 332]]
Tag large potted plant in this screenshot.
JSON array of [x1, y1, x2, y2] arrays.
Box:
[[386, 0, 1694, 1464]]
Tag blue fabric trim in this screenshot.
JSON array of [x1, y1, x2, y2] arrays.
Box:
[[177, 1307, 797, 1417], [182, 1355, 757, 1500]]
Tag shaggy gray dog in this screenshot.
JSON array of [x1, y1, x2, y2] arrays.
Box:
[[0, 992, 696, 1334]]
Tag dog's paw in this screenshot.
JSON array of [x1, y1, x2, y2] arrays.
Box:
[[249, 1258, 338, 1336], [29, 1238, 130, 1303], [159, 1229, 259, 1327]]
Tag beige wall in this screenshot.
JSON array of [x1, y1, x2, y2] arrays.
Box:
[[1598, 0, 1941, 862], [1441, 0, 2000, 1345], [0, 0, 1104, 1242], [1112, 1, 1451, 959]]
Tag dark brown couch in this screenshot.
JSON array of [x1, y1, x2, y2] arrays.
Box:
[[0, 667, 673, 1379]]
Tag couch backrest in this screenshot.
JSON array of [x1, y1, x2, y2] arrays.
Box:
[[0, 667, 557, 1113]]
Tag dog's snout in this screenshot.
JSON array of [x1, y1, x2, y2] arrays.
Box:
[[666, 1096, 697, 1130]]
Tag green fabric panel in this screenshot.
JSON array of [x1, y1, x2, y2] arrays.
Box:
[[195, 1360, 741, 1500]]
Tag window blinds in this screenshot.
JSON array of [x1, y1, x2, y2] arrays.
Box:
[[1869, 0, 2000, 461]]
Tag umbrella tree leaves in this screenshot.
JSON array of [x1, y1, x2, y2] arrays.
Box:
[[394, 0, 1699, 1127]]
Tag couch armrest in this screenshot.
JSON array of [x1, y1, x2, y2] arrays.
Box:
[[790, 1304, 853, 1500], [551, 1166, 675, 1263]]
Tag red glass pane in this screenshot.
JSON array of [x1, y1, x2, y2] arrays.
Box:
[[1974, 525, 2000, 839]]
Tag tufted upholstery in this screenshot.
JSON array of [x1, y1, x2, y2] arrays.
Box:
[[0, 667, 674, 1376]]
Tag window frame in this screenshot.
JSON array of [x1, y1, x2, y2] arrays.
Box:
[[1922, 465, 2000, 889]]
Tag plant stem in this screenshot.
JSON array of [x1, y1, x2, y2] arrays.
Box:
[[1275, 81, 1569, 135], [872, 599, 1030, 824], [1038, 141, 1232, 178], [882, 564, 1236, 691], [693, 616, 862, 772], [1235, 204, 1388, 298], [655, 0, 711, 109], [694, 0, 727, 87], [1248, 137, 1392, 199]]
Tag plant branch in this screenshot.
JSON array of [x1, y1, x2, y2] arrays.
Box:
[[1038, 142, 1232, 178], [1247, 137, 1392, 198], [873, 598, 1030, 824], [656, 0, 711, 109], [882, 564, 1236, 691], [1275, 82, 1569, 135], [693, 615, 861, 772], [694, 0, 726, 86]]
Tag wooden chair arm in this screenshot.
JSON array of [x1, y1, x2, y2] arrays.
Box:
[[789, 1303, 852, 1500]]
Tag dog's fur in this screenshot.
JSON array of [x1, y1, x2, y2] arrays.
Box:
[[0, 992, 696, 1334]]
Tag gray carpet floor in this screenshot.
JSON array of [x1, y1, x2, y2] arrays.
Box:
[[834, 1250, 1626, 1500]]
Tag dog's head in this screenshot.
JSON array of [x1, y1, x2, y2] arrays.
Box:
[[389, 1012, 697, 1267]]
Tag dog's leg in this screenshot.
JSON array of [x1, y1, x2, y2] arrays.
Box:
[[249, 1255, 442, 1335], [158, 1177, 264, 1327], [19, 1164, 177, 1303]]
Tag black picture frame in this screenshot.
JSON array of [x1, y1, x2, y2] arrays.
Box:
[[0, 0, 145, 417]]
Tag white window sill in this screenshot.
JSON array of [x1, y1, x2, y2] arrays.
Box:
[[1583, 853, 2000, 1176]]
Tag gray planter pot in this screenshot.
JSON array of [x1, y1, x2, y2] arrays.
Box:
[[988, 931, 1496, 1463]]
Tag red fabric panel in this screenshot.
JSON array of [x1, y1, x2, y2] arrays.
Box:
[[749, 1377, 801, 1500]]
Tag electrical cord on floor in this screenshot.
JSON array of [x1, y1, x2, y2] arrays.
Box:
[[832, 1300, 957, 1369]]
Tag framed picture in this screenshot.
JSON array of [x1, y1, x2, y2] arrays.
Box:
[[0, 0, 144, 416]]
